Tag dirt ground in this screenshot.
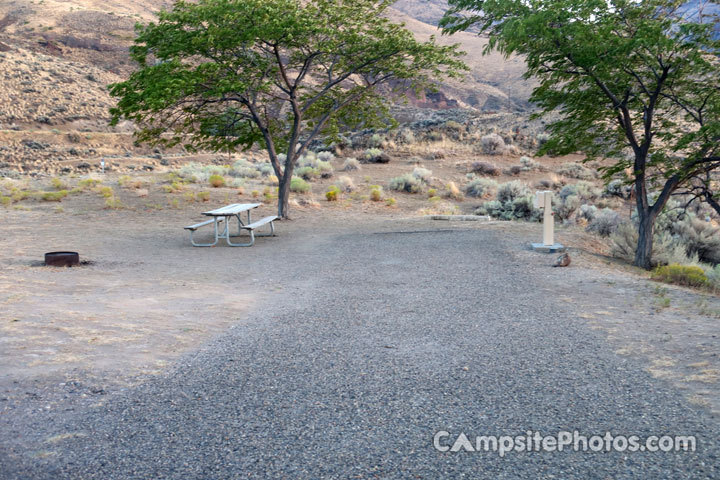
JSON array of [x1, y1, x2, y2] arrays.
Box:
[[1, 170, 719, 418]]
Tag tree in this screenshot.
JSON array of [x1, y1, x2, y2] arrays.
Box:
[[109, 0, 466, 218], [441, 0, 720, 269]]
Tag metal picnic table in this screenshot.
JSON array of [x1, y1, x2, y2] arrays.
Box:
[[200, 203, 262, 247]]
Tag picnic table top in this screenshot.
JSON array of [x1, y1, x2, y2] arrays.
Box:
[[202, 203, 262, 216]]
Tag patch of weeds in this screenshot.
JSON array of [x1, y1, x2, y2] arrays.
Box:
[[696, 299, 720, 318], [209, 175, 226, 188], [325, 185, 340, 202], [385, 197, 396, 207], [369, 185, 383, 202], [50, 177, 68, 190], [1, 196, 11, 206], [652, 264, 709, 289], [104, 196, 123, 209], [183, 192, 196, 203], [290, 177, 310, 194], [95, 186, 114, 198], [78, 178, 101, 189], [197, 191, 211, 202], [40, 190, 68, 202]]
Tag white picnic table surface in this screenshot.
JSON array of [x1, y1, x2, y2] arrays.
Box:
[[202, 203, 262, 217]]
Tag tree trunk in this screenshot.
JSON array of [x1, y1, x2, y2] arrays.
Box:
[[634, 208, 655, 270], [277, 176, 291, 219]]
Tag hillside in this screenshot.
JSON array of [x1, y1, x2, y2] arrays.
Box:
[[0, 0, 532, 133]]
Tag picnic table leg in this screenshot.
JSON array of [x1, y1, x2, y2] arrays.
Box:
[[225, 227, 255, 247]]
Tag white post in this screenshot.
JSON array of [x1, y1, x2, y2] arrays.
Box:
[[542, 191, 554, 246]]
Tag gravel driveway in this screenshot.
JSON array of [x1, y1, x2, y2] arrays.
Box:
[[2, 223, 718, 478]]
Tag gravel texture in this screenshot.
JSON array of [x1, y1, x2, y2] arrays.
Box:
[[1, 225, 719, 479]]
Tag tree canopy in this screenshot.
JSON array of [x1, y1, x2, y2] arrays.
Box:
[[110, 0, 467, 217], [441, 0, 720, 269]]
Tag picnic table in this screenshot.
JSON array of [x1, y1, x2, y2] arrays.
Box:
[[184, 203, 278, 247]]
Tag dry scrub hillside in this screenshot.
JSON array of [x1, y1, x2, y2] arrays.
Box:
[[0, 0, 532, 132]]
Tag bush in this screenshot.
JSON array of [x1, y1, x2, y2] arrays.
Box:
[[363, 148, 390, 163], [557, 163, 595, 180], [497, 181, 531, 204], [78, 178, 101, 188], [480, 133, 506, 155], [41, 190, 68, 202], [555, 194, 581, 221], [471, 161, 501, 177], [586, 209, 623, 237], [389, 168, 432, 194], [610, 223, 691, 266], [465, 178, 498, 198], [209, 175, 226, 188], [519, 156, 542, 172], [559, 181, 601, 201], [605, 179, 629, 198], [578, 204, 598, 222], [390, 173, 423, 193], [675, 217, 720, 264], [290, 177, 310, 193], [198, 191, 211, 202], [412, 167, 432, 182], [317, 151, 335, 162], [477, 196, 541, 221], [325, 186, 340, 201], [446, 181, 463, 201], [386, 197, 396, 206], [51, 177, 67, 190], [230, 159, 261, 178], [338, 175, 355, 192], [295, 166, 319, 180], [652, 264, 709, 288], [370, 186, 383, 201], [342, 158, 360, 171]]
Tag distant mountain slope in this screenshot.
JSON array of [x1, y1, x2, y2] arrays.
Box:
[[391, 0, 448, 25], [0, 0, 533, 132]]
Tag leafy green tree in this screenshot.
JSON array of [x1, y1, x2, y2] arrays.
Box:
[[441, 0, 720, 269], [109, 0, 466, 218]]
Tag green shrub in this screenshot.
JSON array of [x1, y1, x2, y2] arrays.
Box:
[[389, 173, 423, 193], [0, 196, 10, 206], [325, 186, 340, 201], [389, 168, 432, 194], [465, 178, 498, 198], [41, 190, 68, 202], [209, 174, 226, 188], [480, 133, 505, 155], [497, 181, 531, 204], [78, 178, 100, 188], [652, 264, 708, 288], [557, 163, 595, 180], [197, 191, 211, 202], [370, 185, 383, 201], [96, 186, 114, 198], [50, 177, 67, 190], [471, 161, 501, 177], [385, 197, 396, 206], [586, 209, 623, 237], [290, 177, 310, 193], [296, 166, 319, 180], [342, 158, 360, 171], [363, 148, 389, 163]]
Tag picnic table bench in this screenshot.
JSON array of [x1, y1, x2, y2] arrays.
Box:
[[184, 203, 278, 247]]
